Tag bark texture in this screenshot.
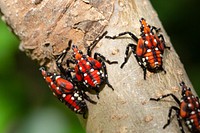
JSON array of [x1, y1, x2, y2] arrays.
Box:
[[0, 0, 193, 133]]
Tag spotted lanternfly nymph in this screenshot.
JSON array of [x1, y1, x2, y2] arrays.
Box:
[[105, 18, 170, 79], [39, 66, 96, 119], [150, 82, 200, 133], [57, 31, 118, 98]]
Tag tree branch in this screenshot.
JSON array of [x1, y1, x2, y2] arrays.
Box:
[[0, 0, 192, 132]]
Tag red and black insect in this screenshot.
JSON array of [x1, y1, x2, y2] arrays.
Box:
[[39, 61, 96, 118], [150, 82, 200, 133], [57, 31, 118, 98], [106, 18, 170, 79]]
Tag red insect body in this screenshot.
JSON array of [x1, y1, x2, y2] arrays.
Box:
[[106, 18, 170, 79], [179, 82, 200, 132], [58, 32, 117, 98], [55, 76, 74, 91], [40, 67, 96, 118], [74, 55, 102, 88], [150, 82, 200, 133], [137, 18, 166, 71]]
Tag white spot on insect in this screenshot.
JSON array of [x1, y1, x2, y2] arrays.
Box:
[[143, 62, 147, 66], [180, 99, 183, 102], [155, 47, 159, 51], [187, 97, 191, 100], [190, 119, 194, 123], [154, 39, 157, 43], [105, 74, 108, 77], [78, 97, 82, 101], [160, 54, 163, 57], [147, 49, 151, 52], [97, 72, 100, 75], [63, 49, 66, 53], [100, 70, 103, 73], [74, 93, 79, 97], [62, 94, 66, 98], [188, 103, 192, 107], [145, 41, 148, 45], [84, 73, 87, 77], [93, 80, 97, 84], [79, 67, 82, 70], [96, 37, 100, 41], [81, 58, 84, 60], [56, 76, 60, 80], [145, 34, 148, 36], [155, 62, 158, 65], [188, 125, 192, 129], [145, 57, 148, 60], [90, 69, 94, 72], [191, 111, 195, 115], [71, 96, 75, 100], [186, 121, 190, 125], [56, 87, 59, 90], [74, 108, 77, 111], [142, 58, 145, 62], [50, 82, 54, 85], [86, 62, 90, 65], [150, 33, 152, 35]]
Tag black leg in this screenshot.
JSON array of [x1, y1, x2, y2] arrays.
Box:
[[150, 93, 181, 105], [120, 43, 137, 68], [82, 91, 97, 104], [150, 94, 184, 132], [142, 67, 147, 80], [82, 106, 88, 119], [163, 106, 184, 133], [119, 43, 147, 79], [94, 52, 118, 65], [161, 67, 166, 74], [87, 31, 108, 56], [101, 60, 114, 91], [93, 53, 115, 91], [105, 31, 139, 42], [66, 59, 76, 67], [158, 34, 170, 49], [56, 40, 72, 73], [151, 26, 161, 33], [56, 40, 72, 63], [56, 40, 74, 78]]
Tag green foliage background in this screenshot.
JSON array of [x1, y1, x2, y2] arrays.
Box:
[[0, 1, 199, 133]]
